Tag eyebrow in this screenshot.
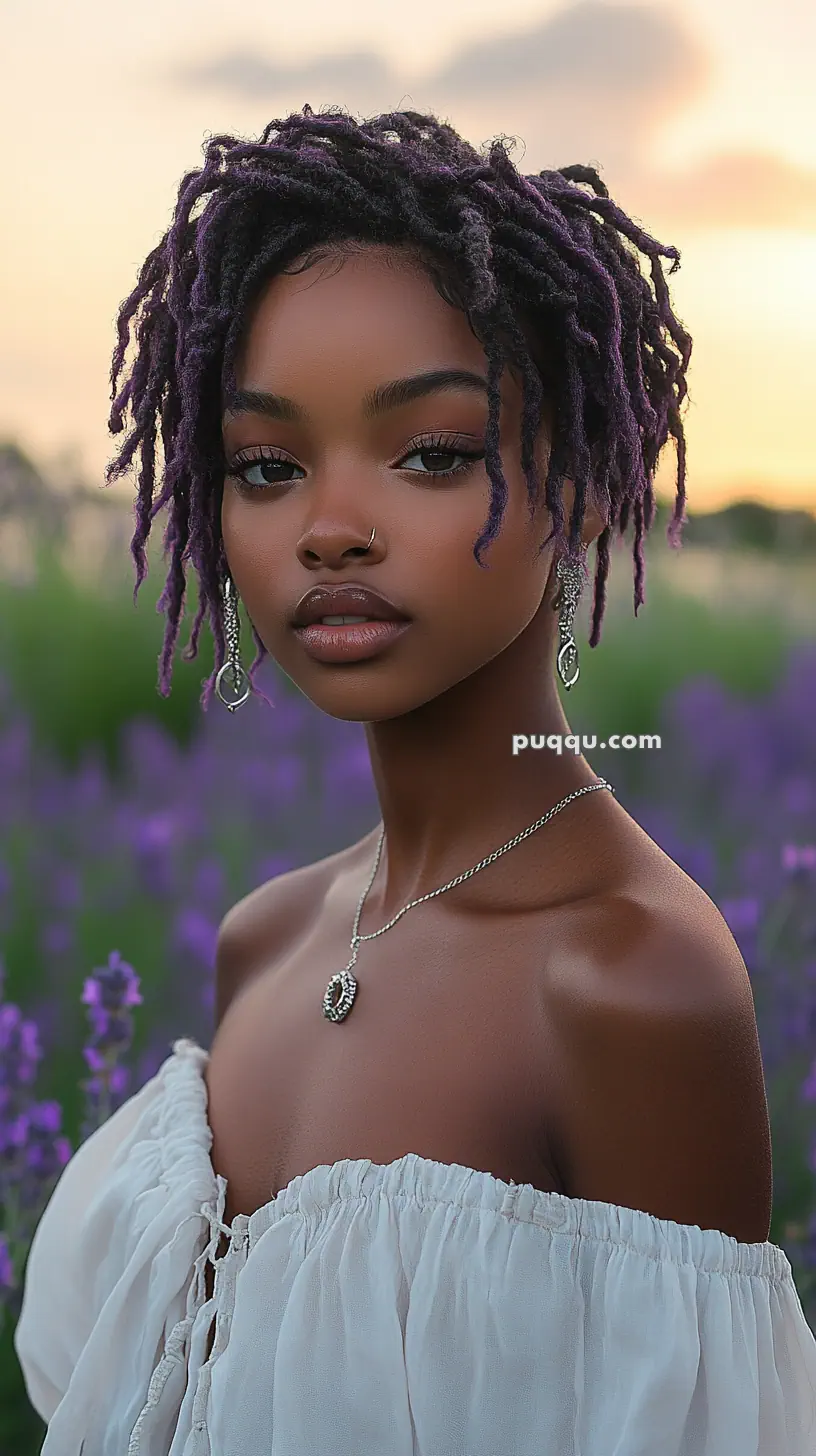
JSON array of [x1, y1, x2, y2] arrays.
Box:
[[222, 368, 489, 425]]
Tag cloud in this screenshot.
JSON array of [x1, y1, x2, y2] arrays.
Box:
[[169, 3, 816, 231], [432, 2, 707, 101], [171, 4, 708, 179], [173, 3, 708, 123], [176, 49, 394, 98], [634, 151, 816, 231]]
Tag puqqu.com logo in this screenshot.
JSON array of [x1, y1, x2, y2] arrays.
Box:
[[512, 733, 662, 755]]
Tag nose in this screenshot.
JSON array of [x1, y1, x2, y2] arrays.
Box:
[[296, 520, 383, 568]]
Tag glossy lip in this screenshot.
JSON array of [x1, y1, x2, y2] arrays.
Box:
[[289, 582, 411, 628], [293, 618, 412, 664]]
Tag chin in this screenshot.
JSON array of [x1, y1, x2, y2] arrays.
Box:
[[303, 677, 444, 724]]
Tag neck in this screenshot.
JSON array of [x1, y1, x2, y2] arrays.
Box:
[[362, 598, 604, 919]]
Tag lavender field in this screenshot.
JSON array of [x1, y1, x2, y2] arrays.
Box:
[[1, 521, 815, 1449]]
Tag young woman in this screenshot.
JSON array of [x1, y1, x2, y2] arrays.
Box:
[[14, 104, 816, 1453]]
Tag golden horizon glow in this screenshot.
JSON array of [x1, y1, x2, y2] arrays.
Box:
[[1, 0, 814, 515]]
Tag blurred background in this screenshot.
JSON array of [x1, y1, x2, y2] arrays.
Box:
[[1, 0, 815, 1446]]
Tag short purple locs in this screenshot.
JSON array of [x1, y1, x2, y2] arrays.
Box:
[[104, 104, 693, 711]]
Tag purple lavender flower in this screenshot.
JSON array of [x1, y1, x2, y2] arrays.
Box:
[[190, 855, 226, 908], [40, 920, 75, 958], [0, 984, 73, 1321], [0, 1232, 13, 1292], [1, 622, 815, 1339], [720, 897, 761, 934], [172, 906, 219, 973], [79, 950, 142, 1140], [782, 843, 816, 873], [128, 810, 184, 898]]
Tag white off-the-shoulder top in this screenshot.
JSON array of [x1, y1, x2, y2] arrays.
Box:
[[13, 1037, 816, 1454]]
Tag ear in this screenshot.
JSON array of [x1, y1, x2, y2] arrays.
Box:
[[559, 477, 608, 548]]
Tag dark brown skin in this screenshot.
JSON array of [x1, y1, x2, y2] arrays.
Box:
[[204, 243, 773, 1316]]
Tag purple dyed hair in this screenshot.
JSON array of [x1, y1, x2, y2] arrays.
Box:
[[104, 104, 692, 711]]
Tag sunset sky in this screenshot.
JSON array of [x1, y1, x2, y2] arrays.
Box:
[[2, 0, 815, 515]]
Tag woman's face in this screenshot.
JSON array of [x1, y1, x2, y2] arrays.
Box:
[[221, 243, 578, 723]]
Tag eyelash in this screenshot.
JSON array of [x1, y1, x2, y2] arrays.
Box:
[[225, 431, 485, 494]]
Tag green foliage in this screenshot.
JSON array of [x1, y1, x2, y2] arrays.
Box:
[[0, 532, 267, 784], [0, 529, 807, 792], [0, 1316, 45, 1453], [567, 561, 797, 795], [0, 529, 813, 1450]]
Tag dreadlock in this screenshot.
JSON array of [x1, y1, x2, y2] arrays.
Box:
[[105, 103, 692, 711]]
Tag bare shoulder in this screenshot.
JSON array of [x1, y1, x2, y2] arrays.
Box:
[[549, 846, 773, 1241], [561, 851, 756, 1014], [214, 829, 378, 1028]]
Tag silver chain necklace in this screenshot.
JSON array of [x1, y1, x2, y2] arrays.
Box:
[[322, 777, 615, 1022]]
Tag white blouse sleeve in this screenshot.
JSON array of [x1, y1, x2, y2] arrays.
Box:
[[13, 1076, 161, 1421], [12, 1045, 215, 1440]]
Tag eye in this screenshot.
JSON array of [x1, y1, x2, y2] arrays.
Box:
[[396, 432, 486, 479], [225, 449, 303, 492], [225, 432, 486, 495]]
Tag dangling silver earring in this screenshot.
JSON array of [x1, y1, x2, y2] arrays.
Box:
[[214, 527, 376, 713], [553, 553, 585, 691], [215, 573, 251, 712]]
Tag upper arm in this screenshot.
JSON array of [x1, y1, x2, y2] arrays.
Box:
[[554, 902, 774, 1244], [214, 863, 325, 1030], [214, 905, 256, 1031]]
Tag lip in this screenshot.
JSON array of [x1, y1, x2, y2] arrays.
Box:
[[289, 583, 411, 628], [293, 619, 412, 663]]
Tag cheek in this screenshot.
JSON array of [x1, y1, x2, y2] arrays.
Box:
[[220, 491, 285, 583], [431, 513, 552, 665], [220, 488, 246, 565]]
